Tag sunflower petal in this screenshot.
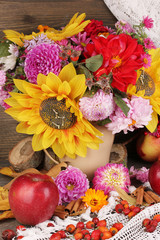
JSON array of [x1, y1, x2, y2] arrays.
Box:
[[146, 110, 158, 133], [16, 122, 30, 133], [37, 73, 47, 86], [58, 81, 71, 95], [52, 140, 66, 158], [75, 137, 87, 157], [42, 128, 57, 149], [69, 74, 86, 100], [46, 72, 62, 92], [32, 133, 44, 151], [58, 63, 76, 82]]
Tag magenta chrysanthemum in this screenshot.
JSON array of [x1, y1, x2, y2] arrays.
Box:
[[79, 90, 115, 121], [92, 163, 131, 195], [24, 43, 62, 84], [55, 166, 89, 203]]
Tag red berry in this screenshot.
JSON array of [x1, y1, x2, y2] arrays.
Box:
[[74, 228, 82, 235], [57, 230, 66, 238], [142, 218, 151, 227], [17, 237, 24, 240], [92, 217, 99, 225], [150, 219, 158, 227], [47, 223, 55, 227], [145, 225, 156, 233], [81, 229, 90, 236], [84, 234, 91, 240], [128, 211, 136, 219], [16, 225, 26, 231], [123, 208, 131, 215], [120, 200, 128, 205], [115, 204, 124, 213], [2, 229, 16, 240], [86, 221, 95, 229], [112, 222, 123, 231], [97, 219, 106, 227], [74, 232, 83, 240], [91, 229, 101, 240], [133, 206, 141, 214], [49, 233, 61, 240], [153, 214, 160, 222], [76, 222, 85, 229], [100, 231, 112, 239], [66, 224, 76, 233]]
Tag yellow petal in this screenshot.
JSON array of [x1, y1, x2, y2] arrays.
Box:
[[58, 81, 71, 95], [46, 72, 62, 92], [52, 140, 66, 158], [35, 122, 47, 135], [16, 122, 30, 133], [58, 63, 76, 82], [3, 30, 24, 46], [5, 106, 25, 121], [146, 110, 158, 133], [69, 74, 86, 100], [41, 84, 53, 94], [4, 97, 19, 107], [37, 73, 47, 86], [32, 133, 44, 151], [75, 137, 87, 157], [42, 128, 57, 149]]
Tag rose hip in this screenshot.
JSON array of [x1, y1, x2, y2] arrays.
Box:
[[100, 231, 112, 239], [74, 232, 83, 240], [84, 234, 91, 240], [112, 222, 123, 231], [153, 214, 160, 222], [115, 204, 124, 213], [66, 224, 76, 233], [92, 217, 99, 225], [76, 221, 85, 229], [91, 229, 101, 240], [49, 233, 61, 240], [2, 229, 16, 240], [57, 230, 66, 238], [86, 221, 95, 229], [142, 218, 151, 227], [97, 219, 106, 227]]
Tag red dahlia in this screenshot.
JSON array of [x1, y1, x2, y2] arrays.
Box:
[[84, 19, 109, 38], [84, 34, 145, 92]]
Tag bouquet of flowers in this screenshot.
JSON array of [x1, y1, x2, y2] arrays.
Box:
[[0, 13, 160, 159]]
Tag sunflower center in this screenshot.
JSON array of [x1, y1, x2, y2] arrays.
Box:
[[39, 97, 77, 129], [90, 198, 98, 206], [136, 70, 155, 96]]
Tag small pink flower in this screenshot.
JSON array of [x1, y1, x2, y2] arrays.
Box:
[[71, 32, 91, 50], [136, 167, 149, 183], [93, 163, 131, 194], [142, 16, 154, 29], [141, 53, 151, 68], [144, 37, 156, 50], [115, 20, 134, 33], [0, 70, 6, 86], [0, 88, 10, 109]]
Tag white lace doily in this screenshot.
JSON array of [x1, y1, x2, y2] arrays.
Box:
[[104, 0, 160, 47]]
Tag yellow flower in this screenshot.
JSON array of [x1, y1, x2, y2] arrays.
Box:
[[81, 188, 108, 212], [3, 13, 90, 46], [5, 63, 103, 159], [127, 48, 160, 132]]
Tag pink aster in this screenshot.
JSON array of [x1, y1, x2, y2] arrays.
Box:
[[141, 53, 152, 68], [79, 90, 115, 121], [71, 32, 91, 50], [136, 167, 149, 183], [24, 43, 62, 84], [144, 37, 156, 50], [115, 20, 134, 33], [92, 163, 131, 195], [106, 96, 152, 134], [0, 87, 10, 109], [0, 70, 6, 86], [142, 16, 154, 29], [55, 166, 89, 203]]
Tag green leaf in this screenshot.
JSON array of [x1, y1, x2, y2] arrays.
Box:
[[0, 42, 11, 57], [77, 65, 92, 79], [96, 118, 111, 126], [114, 94, 130, 116], [85, 54, 103, 72]]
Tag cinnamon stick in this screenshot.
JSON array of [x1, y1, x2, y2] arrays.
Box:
[[146, 191, 160, 203], [65, 200, 76, 213], [78, 201, 86, 212], [136, 186, 144, 206], [70, 199, 82, 214], [143, 191, 155, 204], [54, 209, 69, 219]]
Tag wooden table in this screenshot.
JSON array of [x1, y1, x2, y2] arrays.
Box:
[[0, 0, 152, 236]]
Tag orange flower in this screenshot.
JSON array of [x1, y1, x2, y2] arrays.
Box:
[[81, 188, 108, 212]]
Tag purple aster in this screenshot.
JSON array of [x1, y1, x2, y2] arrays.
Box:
[[24, 43, 62, 84], [55, 166, 89, 203], [93, 163, 131, 195], [142, 16, 154, 29], [79, 90, 115, 121]]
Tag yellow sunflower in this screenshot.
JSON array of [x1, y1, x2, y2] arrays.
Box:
[[81, 188, 108, 212], [5, 63, 103, 159], [3, 13, 90, 46], [127, 48, 160, 133]]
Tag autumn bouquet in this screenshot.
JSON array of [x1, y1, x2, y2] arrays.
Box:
[[0, 13, 160, 159]]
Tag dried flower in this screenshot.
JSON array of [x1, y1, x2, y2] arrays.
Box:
[[92, 163, 131, 194], [130, 166, 149, 183], [81, 188, 108, 212], [55, 166, 89, 203], [24, 43, 62, 83]]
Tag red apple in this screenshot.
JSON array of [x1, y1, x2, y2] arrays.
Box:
[[9, 173, 59, 226], [148, 160, 160, 195], [137, 134, 160, 162]]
